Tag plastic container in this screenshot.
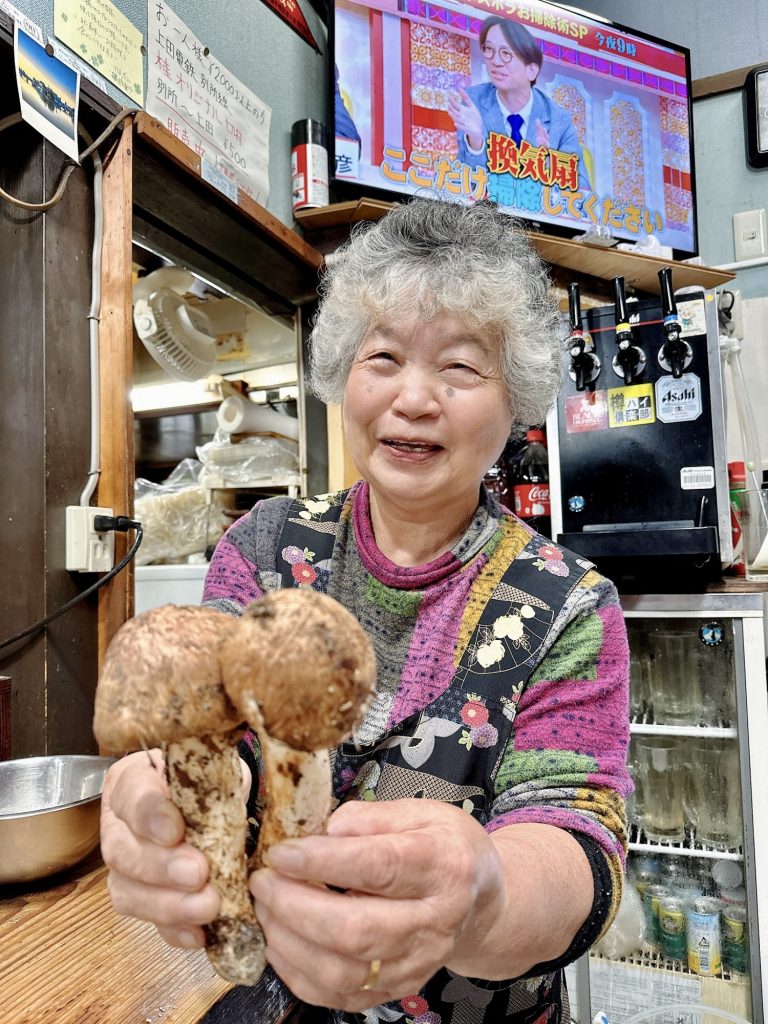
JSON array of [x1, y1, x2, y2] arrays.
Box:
[[134, 564, 208, 615]]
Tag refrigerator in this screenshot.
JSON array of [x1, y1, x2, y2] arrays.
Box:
[[567, 590, 768, 1024]]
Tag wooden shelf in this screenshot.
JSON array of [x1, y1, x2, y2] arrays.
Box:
[[295, 200, 735, 295], [136, 114, 323, 273], [529, 231, 734, 293]]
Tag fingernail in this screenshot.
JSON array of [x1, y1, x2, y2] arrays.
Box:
[[178, 929, 202, 949], [181, 890, 219, 923], [266, 842, 304, 872], [150, 813, 178, 844], [250, 870, 274, 905], [168, 857, 203, 888]]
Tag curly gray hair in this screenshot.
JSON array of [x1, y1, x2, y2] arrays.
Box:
[[308, 198, 562, 426]]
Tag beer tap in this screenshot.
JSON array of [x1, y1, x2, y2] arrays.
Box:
[[567, 283, 600, 391], [657, 267, 692, 379], [611, 275, 645, 385]]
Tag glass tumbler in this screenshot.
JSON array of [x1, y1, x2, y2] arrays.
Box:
[[635, 737, 686, 844], [684, 739, 743, 851], [647, 629, 701, 725]]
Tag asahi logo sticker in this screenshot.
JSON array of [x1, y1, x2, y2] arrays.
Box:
[[656, 373, 702, 423]]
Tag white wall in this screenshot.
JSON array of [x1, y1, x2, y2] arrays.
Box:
[[723, 296, 768, 470]]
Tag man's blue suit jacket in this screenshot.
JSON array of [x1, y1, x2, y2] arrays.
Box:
[[455, 83, 591, 192]]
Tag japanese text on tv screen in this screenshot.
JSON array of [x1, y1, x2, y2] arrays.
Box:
[[332, 0, 696, 255]]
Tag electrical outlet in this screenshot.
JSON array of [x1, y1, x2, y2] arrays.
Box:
[[733, 208, 768, 260], [66, 506, 115, 572]]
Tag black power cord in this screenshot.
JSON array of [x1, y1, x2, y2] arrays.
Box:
[[0, 517, 143, 654]]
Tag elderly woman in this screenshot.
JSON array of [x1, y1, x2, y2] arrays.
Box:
[[101, 199, 630, 1024]]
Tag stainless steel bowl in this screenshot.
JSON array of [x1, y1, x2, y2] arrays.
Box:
[[0, 754, 115, 885]]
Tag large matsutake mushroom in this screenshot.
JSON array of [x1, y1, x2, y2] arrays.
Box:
[[221, 588, 377, 868], [94, 592, 377, 985], [93, 604, 265, 985]]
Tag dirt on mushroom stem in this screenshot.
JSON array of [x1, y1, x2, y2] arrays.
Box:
[[166, 732, 267, 984], [93, 605, 267, 986]]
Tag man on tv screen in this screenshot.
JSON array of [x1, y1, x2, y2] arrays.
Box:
[[448, 16, 591, 202]]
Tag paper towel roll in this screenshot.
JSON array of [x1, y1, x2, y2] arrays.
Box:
[[216, 394, 299, 440]]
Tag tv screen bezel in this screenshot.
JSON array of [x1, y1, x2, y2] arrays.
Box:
[[328, 0, 699, 261]]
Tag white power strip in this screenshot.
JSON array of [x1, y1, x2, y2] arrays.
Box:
[[65, 506, 115, 572]]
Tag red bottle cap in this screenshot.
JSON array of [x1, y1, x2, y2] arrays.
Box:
[[526, 429, 546, 445], [728, 461, 746, 486]]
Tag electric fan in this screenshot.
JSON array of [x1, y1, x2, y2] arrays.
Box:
[[132, 266, 237, 381]]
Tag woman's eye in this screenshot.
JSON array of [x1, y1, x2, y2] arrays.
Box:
[[446, 362, 475, 372]]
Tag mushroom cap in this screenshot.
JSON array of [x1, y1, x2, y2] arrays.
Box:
[[93, 604, 242, 754], [221, 589, 377, 751]]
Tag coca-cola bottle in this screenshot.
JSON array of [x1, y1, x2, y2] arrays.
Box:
[[513, 429, 551, 537]]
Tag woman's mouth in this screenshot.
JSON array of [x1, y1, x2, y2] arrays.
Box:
[[381, 439, 442, 459], [382, 438, 438, 450]]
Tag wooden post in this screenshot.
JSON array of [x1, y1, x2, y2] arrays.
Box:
[[0, 677, 10, 760], [97, 117, 135, 668], [326, 404, 361, 491]]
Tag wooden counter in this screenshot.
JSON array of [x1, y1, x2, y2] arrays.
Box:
[[0, 853, 233, 1024]]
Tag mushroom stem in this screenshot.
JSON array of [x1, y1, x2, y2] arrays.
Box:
[[166, 733, 265, 985], [251, 727, 333, 871]]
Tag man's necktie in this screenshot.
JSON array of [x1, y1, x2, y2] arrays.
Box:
[[507, 113, 524, 145]]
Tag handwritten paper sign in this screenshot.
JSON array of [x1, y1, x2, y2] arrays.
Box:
[[54, 0, 144, 104], [146, 0, 271, 205]]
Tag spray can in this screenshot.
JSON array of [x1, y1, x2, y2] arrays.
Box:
[[291, 119, 329, 212]]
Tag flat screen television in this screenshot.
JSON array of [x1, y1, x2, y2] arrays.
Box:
[[330, 0, 698, 258]]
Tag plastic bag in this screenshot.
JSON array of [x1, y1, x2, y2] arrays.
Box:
[[593, 882, 647, 959], [197, 429, 299, 488], [134, 458, 228, 565]]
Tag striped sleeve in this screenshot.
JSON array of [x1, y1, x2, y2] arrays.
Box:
[[488, 571, 631, 961], [202, 495, 294, 613]]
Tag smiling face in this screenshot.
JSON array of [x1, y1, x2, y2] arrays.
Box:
[[482, 24, 538, 98], [342, 311, 512, 523]]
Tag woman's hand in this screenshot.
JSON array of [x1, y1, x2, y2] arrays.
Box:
[[447, 90, 485, 152], [249, 799, 505, 1012], [99, 750, 220, 949]]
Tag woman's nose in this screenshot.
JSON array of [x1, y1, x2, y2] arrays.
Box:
[[391, 369, 441, 417]]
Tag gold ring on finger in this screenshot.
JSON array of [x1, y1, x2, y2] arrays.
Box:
[[361, 958, 382, 992]]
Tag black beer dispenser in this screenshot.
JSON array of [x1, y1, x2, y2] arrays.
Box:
[[547, 272, 732, 587]]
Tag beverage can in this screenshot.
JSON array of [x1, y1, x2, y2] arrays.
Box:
[[659, 896, 687, 962], [643, 884, 671, 947], [721, 905, 748, 974], [687, 897, 722, 975], [635, 878, 651, 900]]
